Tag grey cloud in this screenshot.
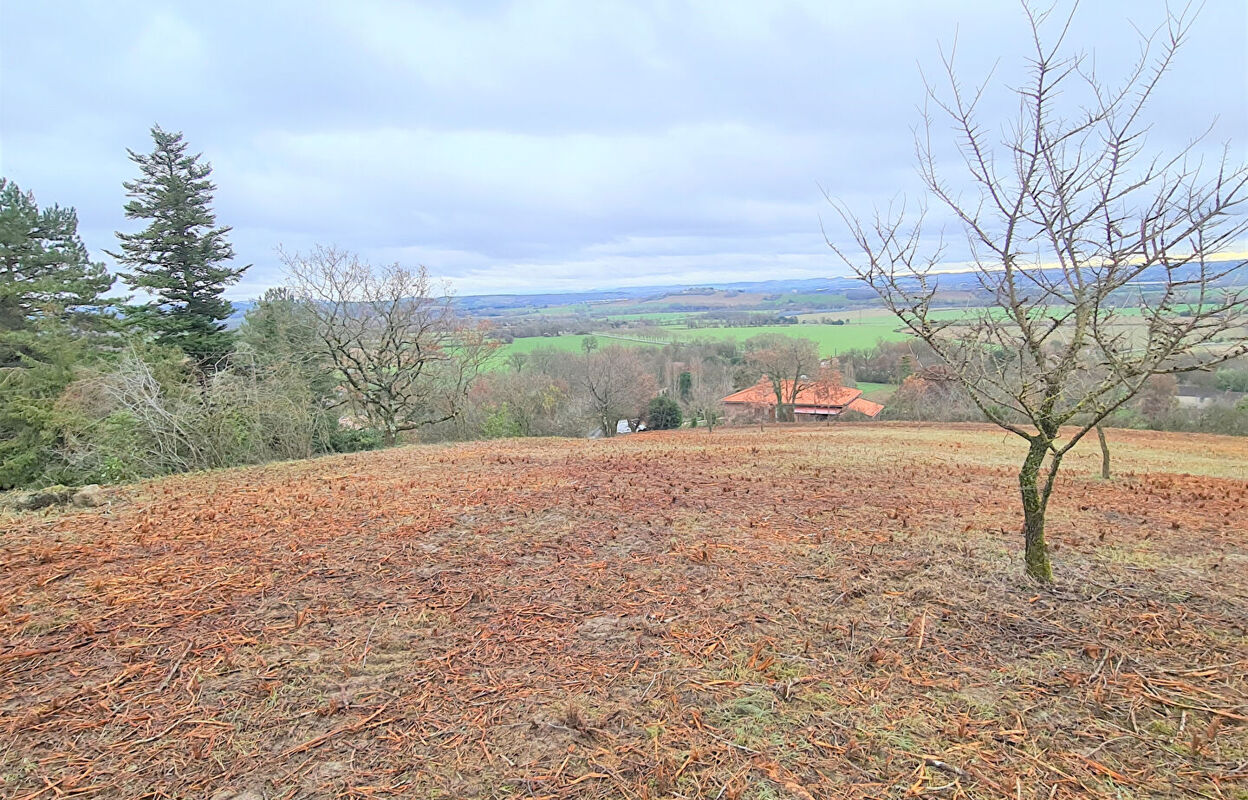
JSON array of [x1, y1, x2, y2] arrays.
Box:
[[1, 0, 1243, 298]]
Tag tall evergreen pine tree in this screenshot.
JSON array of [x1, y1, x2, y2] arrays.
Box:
[[1, 178, 116, 364], [109, 125, 248, 369], [0, 178, 118, 487]]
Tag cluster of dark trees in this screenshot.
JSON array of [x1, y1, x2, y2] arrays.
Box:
[[488, 316, 589, 342]]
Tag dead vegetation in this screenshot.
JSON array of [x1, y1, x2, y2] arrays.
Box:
[[1, 424, 1245, 799]]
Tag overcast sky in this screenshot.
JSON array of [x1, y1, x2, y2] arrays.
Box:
[[2, 1, 1245, 298]]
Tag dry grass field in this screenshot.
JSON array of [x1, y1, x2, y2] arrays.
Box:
[[2, 424, 1246, 799]]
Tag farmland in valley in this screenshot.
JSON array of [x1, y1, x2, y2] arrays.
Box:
[[4, 424, 1246, 798], [487, 298, 1248, 383], [490, 320, 911, 365]]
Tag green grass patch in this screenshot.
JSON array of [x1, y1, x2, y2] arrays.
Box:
[[487, 334, 663, 370], [678, 323, 910, 355], [488, 322, 912, 368], [854, 381, 897, 398]]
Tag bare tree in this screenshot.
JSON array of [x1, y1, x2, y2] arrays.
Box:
[[466, 369, 577, 438], [829, 3, 1248, 581], [583, 344, 657, 437], [686, 358, 735, 432], [745, 334, 822, 422], [281, 245, 496, 446], [1138, 374, 1180, 426]]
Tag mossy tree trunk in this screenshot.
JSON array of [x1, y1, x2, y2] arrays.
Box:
[[1019, 435, 1063, 583], [380, 415, 399, 447]]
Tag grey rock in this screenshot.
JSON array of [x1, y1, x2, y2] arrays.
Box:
[[13, 486, 73, 511], [71, 484, 107, 508]]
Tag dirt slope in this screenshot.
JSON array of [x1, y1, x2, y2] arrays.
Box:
[[2, 424, 1245, 799]]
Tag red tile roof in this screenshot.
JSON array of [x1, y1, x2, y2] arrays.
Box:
[[722, 380, 864, 409], [845, 397, 885, 418]]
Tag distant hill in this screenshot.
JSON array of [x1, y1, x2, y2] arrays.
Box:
[[223, 300, 256, 329], [225, 258, 1248, 324], [452, 259, 1248, 316]]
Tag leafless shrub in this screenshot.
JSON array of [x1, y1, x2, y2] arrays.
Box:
[[58, 351, 330, 480]]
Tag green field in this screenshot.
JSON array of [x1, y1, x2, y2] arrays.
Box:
[[853, 381, 897, 398], [489, 321, 912, 368], [492, 333, 596, 358], [674, 322, 910, 354], [492, 304, 1205, 368]]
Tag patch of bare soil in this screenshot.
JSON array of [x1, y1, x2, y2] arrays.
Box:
[[2, 425, 1245, 798]]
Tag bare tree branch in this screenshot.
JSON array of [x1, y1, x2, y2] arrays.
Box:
[[280, 245, 497, 445], [827, 1, 1248, 581]]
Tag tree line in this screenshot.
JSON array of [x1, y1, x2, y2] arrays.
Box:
[[2, 127, 437, 488], [2, 125, 262, 487]]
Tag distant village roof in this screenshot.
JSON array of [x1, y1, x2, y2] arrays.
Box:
[[722, 380, 884, 418]]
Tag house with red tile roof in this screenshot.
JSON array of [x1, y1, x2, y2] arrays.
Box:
[[722, 379, 884, 422]]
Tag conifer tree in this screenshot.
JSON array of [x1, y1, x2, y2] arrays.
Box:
[[109, 125, 248, 369], [0, 178, 118, 487], [1, 178, 116, 362]]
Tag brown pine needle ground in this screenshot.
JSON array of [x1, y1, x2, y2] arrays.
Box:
[[2, 423, 1246, 799]]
